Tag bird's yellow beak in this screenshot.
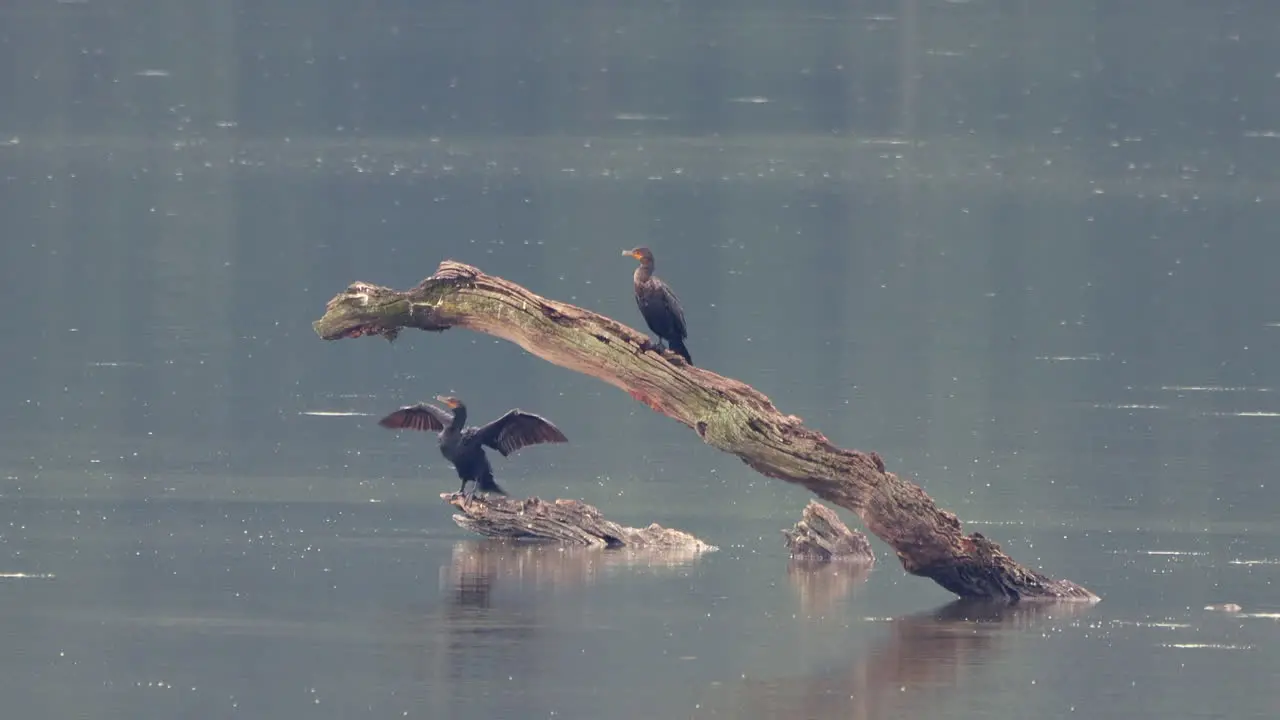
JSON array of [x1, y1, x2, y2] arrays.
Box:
[[436, 395, 458, 408], [622, 249, 638, 258]]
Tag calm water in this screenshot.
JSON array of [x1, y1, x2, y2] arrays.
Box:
[[3, 1, 1280, 718]]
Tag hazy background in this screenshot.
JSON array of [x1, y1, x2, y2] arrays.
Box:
[[2, 1, 1279, 718]]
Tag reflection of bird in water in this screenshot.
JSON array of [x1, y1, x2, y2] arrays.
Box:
[[378, 395, 568, 497], [623, 247, 692, 364]]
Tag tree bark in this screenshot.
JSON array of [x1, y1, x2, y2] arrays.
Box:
[[441, 492, 716, 553], [314, 261, 1099, 603]]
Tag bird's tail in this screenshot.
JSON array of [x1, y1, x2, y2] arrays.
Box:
[[670, 338, 693, 365], [476, 471, 507, 496]]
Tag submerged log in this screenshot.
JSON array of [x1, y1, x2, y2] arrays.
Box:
[[315, 261, 1098, 603], [443, 492, 717, 552], [784, 501, 875, 564]]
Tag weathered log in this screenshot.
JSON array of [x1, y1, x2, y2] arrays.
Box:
[[442, 492, 717, 553], [783, 500, 875, 564], [314, 261, 1098, 603]]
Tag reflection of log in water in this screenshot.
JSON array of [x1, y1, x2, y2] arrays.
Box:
[[445, 538, 713, 608], [696, 600, 1096, 719], [787, 559, 873, 617], [388, 539, 713, 715]]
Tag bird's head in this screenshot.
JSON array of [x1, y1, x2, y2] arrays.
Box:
[[435, 395, 463, 409], [622, 246, 654, 264]]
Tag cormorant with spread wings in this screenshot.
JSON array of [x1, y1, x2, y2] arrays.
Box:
[[378, 395, 568, 496]]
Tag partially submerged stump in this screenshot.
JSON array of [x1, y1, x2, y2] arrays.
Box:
[[315, 261, 1098, 603], [784, 502, 875, 614], [784, 500, 875, 564], [443, 492, 717, 552]]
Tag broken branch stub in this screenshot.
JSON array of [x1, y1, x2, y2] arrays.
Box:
[[784, 501, 875, 564]]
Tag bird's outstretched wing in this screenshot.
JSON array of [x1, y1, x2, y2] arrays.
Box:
[[377, 403, 452, 433], [476, 410, 569, 456]]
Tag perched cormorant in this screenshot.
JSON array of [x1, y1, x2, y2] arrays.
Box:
[[623, 246, 692, 364], [378, 395, 568, 496]]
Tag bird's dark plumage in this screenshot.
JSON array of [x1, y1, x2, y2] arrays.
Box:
[[623, 247, 692, 364], [378, 395, 568, 496]]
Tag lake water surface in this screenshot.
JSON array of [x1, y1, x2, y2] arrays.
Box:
[[3, 1, 1280, 718]]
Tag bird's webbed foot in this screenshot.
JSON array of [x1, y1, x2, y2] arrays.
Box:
[[457, 481, 476, 503]]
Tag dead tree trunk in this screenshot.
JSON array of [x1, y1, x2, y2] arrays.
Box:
[[314, 261, 1098, 603]]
